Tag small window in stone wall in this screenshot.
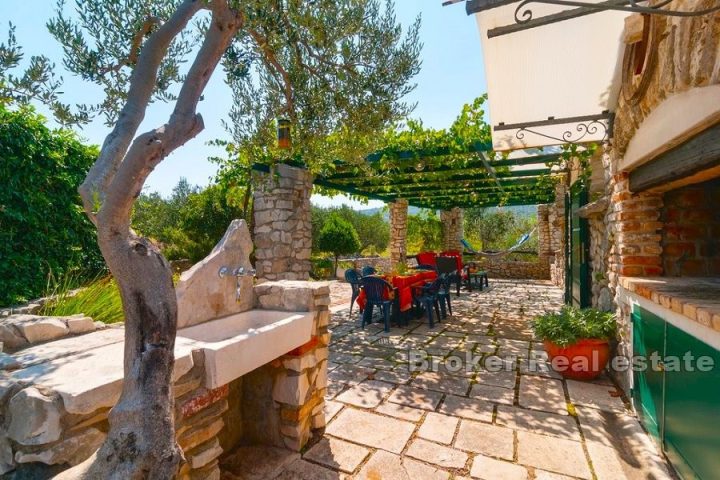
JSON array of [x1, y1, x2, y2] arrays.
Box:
[[621, 13, 658, 105], [661, 178, 720, 277]]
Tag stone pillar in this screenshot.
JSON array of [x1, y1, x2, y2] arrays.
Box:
[[548, 183, 567, 287], [440, 207, 464, 252], [253, 164, 313, 281], [536, 204, 552, 258], [389, 199, 408, 266]]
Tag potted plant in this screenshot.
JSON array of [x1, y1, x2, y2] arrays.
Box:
[[532, 306, 617, 380]]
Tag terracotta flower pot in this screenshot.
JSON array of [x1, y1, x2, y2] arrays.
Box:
[[543, 338, 610, 381]]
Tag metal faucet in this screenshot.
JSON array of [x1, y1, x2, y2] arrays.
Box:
[[218, 266, 257, 278], [218, 266, 257, 302]]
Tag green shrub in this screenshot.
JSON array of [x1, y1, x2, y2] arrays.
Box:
[[0, 105, 105, 306], [317, 215, 361, 273], [532, 306, 617, 347], [41, 272, 124, 324], [311, 258, 334, 280]]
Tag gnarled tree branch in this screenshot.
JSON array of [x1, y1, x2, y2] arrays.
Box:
[[78, 0, 205, 222]]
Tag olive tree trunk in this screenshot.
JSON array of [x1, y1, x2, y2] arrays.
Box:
[[57, 2, 242, 479]]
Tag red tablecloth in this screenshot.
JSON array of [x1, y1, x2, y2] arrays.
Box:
[[356, 271, 437, 312]]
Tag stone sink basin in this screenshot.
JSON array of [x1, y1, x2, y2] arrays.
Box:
[[177, 309, 314, 389]]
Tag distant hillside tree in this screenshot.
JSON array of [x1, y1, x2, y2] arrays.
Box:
[[317, 215, 361, 273], [312, 205, 389, 255]]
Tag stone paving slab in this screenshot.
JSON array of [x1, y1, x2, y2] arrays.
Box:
[[518, 375, 568, 415], [325, 408, 415, 454], [406, 438, 468, 469], [454, 420, 514, 460], [387, 385, 443, 411], [418, 412, 459, 444], [412, 371, 470, 396], [335, 380, 393, 408], [438, 395, 494, 422], [302, 437, 370, 473], [355, 450, 450, 480], [223, 280, 673, 480], [470, 454, 529, 480], [496, 405, 581, 441], [566, 379, 627, 413], [274, 458, 346, 480], [469, 383, 515, 405], [375, 401, 425, 422], [516, 431, 591, 479]]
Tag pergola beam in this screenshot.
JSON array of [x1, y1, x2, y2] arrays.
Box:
[[367, 182, 553, 197], [325, 153, 561, 180], [327, 168, 553, 189]]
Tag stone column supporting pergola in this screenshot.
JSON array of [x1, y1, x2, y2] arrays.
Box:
[[389, 199, 408, 266], [537, 204, 552, 258], [440, 207, 464, 252], [253, 164, 313, 281]]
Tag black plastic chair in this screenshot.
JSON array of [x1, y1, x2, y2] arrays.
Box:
[[437, 273, 453, 317], [436, 256, 461, 296], [344, 268, 362, 316], [361, 265, 377, 277], [412, 277, 443, 328], [361, 276, 394, 332], [415, 264, 437, 271]]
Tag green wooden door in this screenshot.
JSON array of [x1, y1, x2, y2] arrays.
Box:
[[565, 185, 590, 308], [664, 323, 720, 480], [631, 307, 665, 443]]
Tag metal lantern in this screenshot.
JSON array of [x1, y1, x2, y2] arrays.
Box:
[[277, 118, 291, 149]]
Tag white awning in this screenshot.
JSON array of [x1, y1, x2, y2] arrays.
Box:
[[472, 1, 628, 151]]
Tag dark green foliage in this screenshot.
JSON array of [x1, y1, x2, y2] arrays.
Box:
[[311, 205, 389, 255], [311, 258, 334, 280], [407, 210, 442, 254], [317, 215, 361, 272], [464, 207, 538, 253], [532, 306, 617, 347], [0, 105, 104, 306], [131, 181, 245, 264]]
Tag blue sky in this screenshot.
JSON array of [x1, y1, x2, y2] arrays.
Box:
[[0, 0, 487, 208]]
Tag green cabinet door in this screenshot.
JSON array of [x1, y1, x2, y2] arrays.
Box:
[[632, 307, 665, 443], [663, 323, 720, 480]]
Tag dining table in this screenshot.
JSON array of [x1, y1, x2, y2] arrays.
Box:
[[355, 270, 438, 315]]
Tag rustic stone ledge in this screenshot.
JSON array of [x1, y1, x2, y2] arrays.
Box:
[[620, 276, 720, 332], [577, 196, 609, 218]]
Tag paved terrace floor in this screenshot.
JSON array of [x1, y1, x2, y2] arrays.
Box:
[[222, 280, 674, 480]]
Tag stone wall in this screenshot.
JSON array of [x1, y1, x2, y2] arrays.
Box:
[[537, 204, 552, 258], [474, 257, 550, 280], [253, 164, 313, 281], [613, 1, 720, 154], [602, 3, 720, 396], [440, 208, 464, 252], [0, 281, 330, 478], [661, 179, 720, 276], [252, 281, 330, 451], [548, 184, 567, 288], [389, 199, 408, 267]]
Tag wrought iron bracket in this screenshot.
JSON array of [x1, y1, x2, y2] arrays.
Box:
[[494, 112, 614, 146], [461, 0, 720, 37]]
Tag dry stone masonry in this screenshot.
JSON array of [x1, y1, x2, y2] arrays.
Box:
[[0, 221, 329, 478], [253, 164, 313, 281], [440, 207, 464, 252], [389, 199, 409, 267]]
